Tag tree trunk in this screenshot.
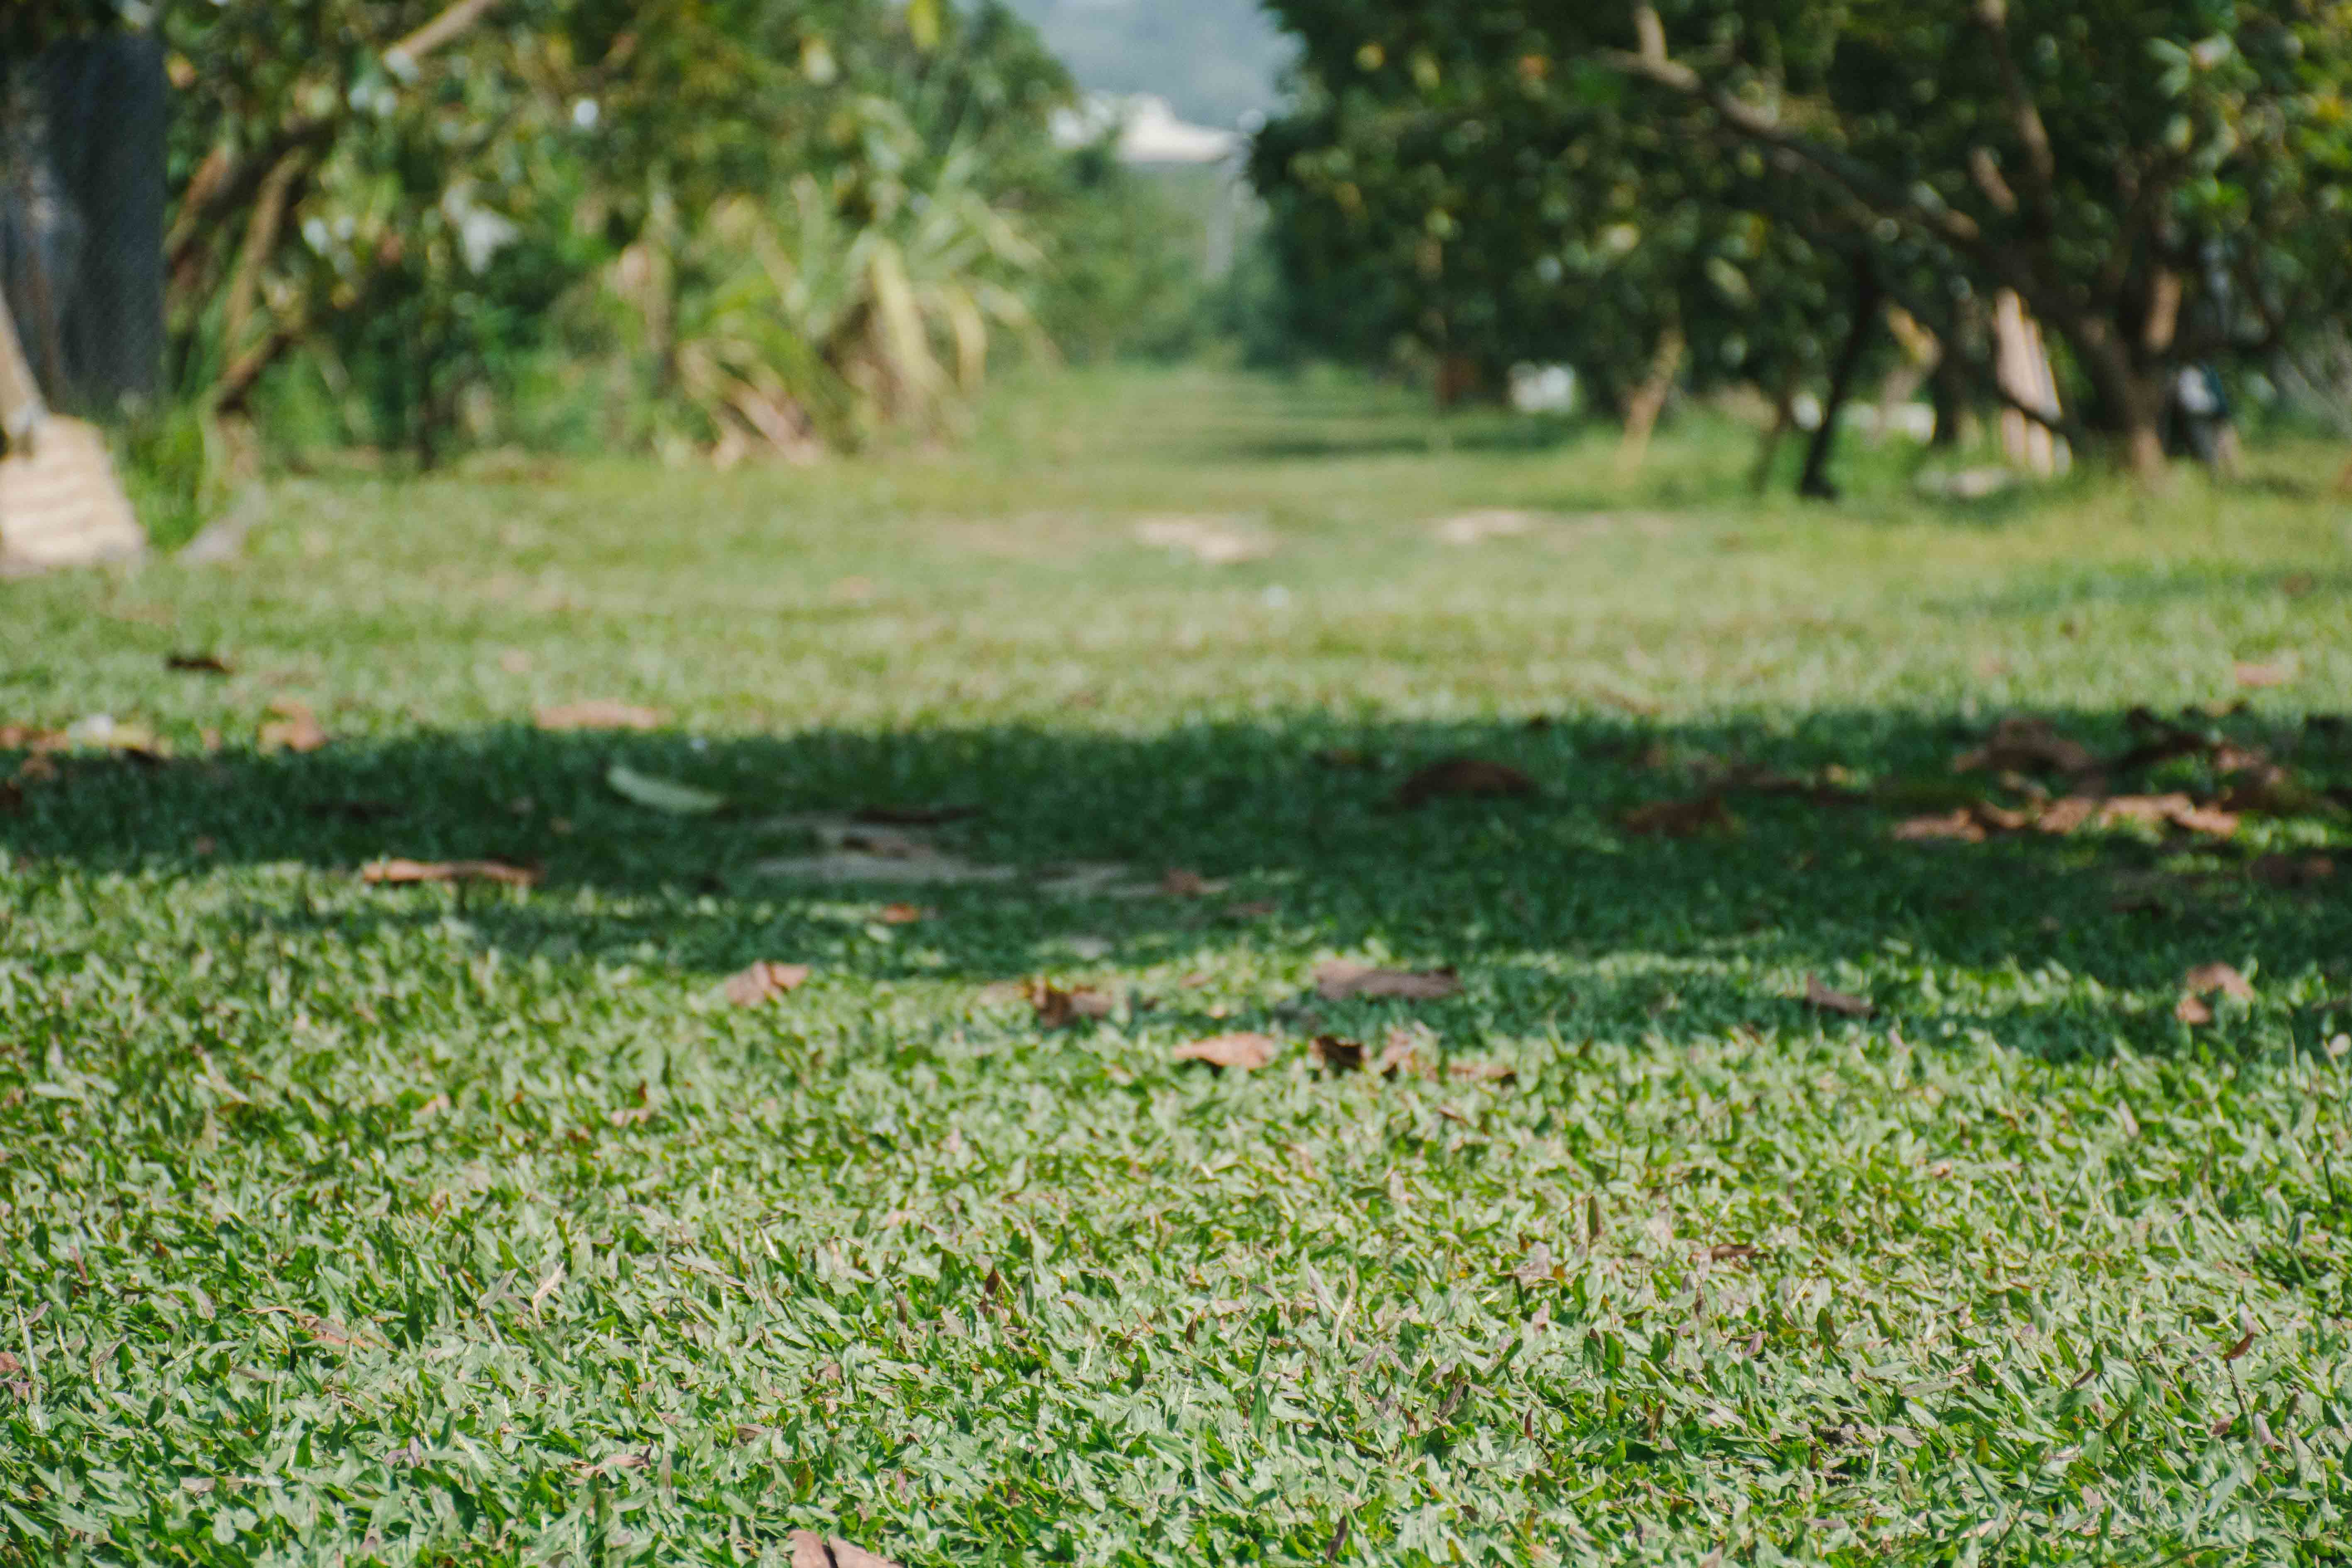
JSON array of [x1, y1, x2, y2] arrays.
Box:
[[1749, 371, 1797, 494], [1617, 324, 1684, 472], [2062, 317, 2167, 485], [1928, 354, 1969, 448], [1798, 260, 1882, 500]]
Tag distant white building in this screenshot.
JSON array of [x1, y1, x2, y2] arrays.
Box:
[[1052, 93, 1243, 165]]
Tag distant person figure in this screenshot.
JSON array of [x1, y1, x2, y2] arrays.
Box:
[[2167, 364, 2241, 479]]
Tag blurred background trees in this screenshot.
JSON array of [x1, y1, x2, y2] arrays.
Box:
[[9, 0, 2352, 514], [6, 0, 1225, 531], [1253, 0, 2352, 487]]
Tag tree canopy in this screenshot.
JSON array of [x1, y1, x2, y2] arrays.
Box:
[[1256, 0, 2352, 479]]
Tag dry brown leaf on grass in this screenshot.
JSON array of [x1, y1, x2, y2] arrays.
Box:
[[1159, 868, 1230, 897], [723, 961, 812, 1007], [363, 858, 538, 888], [166, 652, 232, 675], [2254, 854, 2335, 890], [2176, 962, 2254, 1025], [790, 1531, 902, 1568], [1313, 961, 1462, 1002], [1804, 975, 1875, 1017], [1374, 1027, 1437, 1078], [2236, 661, 2293, 689], [1308, 1035, 1365, 1071], [1447, 1060, 1518, 1084], [1173, 1032, 1275, 1071], [1707, 1243, 1762, 1265], [1027, 979, 1115, 1027], [1392, 756, 1537, 809], [535, 700, 666, 732], [259, 700, 327, 753], [1953, 718, 2101, 778], [1621, 794, 1735, 838], [2184, 963, 2255, 1000], [1894, 809, 1989, 844], [876, 903, 933, 925]]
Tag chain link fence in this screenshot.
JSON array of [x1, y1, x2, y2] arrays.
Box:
[[0, 31, 164, 423]]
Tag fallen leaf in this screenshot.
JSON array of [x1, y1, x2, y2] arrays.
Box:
[[2033, 797, 2099, 835], [723, 961, 811, 1006], [2235, 661, 2293, 689], [166, 652, 232, 675], [606, 763, 726, 815], [1027, 978, 1115, 1027], [1953, 717, 2100, 777], [2176, 995, 2215, 1026], [536, 700, 666, 732], [1160, 868, 1230, 897], [2183, 962, 2254, 1000], [856, 804, 981, 827], [877, 903, 932, 924], [1447, 1060, 1517, 1084], [1314, 961, 1462, 1002], [258, 699, 327, 753], [1308, 1035, 1365, 1071], [1804, 975, 1875, 1017], [1893, 809, 1987, 844], [790, 1531, 903, 1568], [1392, 756, 1536, 809], [2253, 854, 2334, 890], [2224, 1328, 2257, 1361], [362, 858, 538, 888], [2217, 764, 2311, 816], [1174, 1032, 1275, 1070], [1621, 794, 1734, 837], [1510, 1240, 1556, 1286], [1374, 1027, 1436, 1078], [1707, 1243, 1762, 1264]]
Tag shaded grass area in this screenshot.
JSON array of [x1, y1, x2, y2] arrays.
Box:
[[3, 366, 2352, 1565]]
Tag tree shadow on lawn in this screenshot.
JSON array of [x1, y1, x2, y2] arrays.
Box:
[[7, 707, 2346, 1062]]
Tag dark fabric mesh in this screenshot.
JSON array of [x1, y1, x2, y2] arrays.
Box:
[[0, 32, 164, 419]]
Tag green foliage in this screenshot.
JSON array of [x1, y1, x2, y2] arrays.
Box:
[[1254, 0, 2352, 473], [2, 369, 2352, 1562], [131, 0, 1190, 469]]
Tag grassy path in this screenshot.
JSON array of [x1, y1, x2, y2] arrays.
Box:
[[3, 368, 2351, 1563]]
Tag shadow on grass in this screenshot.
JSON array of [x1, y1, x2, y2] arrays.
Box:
[[6, 709, 2345, 1060]]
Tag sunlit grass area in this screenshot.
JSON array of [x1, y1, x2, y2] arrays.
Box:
[[4, 367, 2351, 1565]]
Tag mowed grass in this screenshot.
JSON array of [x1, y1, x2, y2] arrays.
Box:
[[4, 366, 2352, 1566]]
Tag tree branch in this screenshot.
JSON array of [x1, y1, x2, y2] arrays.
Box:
[[1971, 0, 2058, 235], [166, 0, 503, 278], [386, 0, 501, 74], [1597, 46, 1988, 259]]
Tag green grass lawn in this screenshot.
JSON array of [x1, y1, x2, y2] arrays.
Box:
[[5, 367, 2352, 1566]]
